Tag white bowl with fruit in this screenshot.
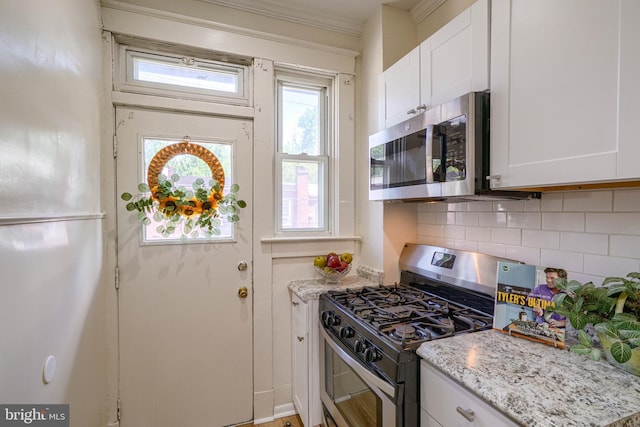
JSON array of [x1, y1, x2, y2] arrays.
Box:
[[313, 252, 353, 284]]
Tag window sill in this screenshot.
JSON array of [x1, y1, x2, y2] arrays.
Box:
[[260, 235, 361, 244]]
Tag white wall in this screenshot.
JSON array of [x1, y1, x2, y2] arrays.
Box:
[[0, 1, 108, 426], [414, 190, 640, 285]]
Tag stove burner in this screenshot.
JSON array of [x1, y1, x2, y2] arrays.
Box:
[[393, 324, 416, 340]]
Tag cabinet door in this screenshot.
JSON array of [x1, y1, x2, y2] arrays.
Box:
[[618, 0, 640, 179], [421, 362, 518, 427], [422, 0, 489, 106], [384, 47, 421, 127], [291, 294, 309, 426], [491, 0, 620, 188]]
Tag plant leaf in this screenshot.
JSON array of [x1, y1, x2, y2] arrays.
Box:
[[121, 192, 133, 201], [138, 183, 150, 193], [171, 174, 180, 182], [609, 341, 632, 363], [568, 312, 587, 330], [577, 330, 593, 347], [126, 202, 136, 212], [594, 322, 620, 339], [231, 183, 240, 192], [570, 344, 592, 355], [237, 200, 247, 208]]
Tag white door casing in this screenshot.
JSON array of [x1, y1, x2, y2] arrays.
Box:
[[115, 107, 253, 427]]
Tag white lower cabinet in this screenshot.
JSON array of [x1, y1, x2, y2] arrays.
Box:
[[420, 361, 517, 427], [291, 293, 322, 427]]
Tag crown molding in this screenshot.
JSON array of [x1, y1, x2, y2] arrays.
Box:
[[410, 0, 446, 23], [199, 0, 364, 37], [101, 0, 360, 59]]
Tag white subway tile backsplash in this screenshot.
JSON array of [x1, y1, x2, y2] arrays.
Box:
[[613, 189, 640, 212], [465, 227, 491, 242], [542, 213, 585, 232], [563, 191, 612, 212], [522, 230, 560, 249], [478, 212, 507, 228], [560, 232, 608, 255], [466, 201, 494, 212], [583, 254, 640, 278], [540, 193, 564, 211], [540, 249, 584, 272], [455, 212, 479, 226], [477, 242, 507, 258], [413, 189, 640, 279], [417, 212, 436, 224], [443, 225, 465, 240], [586, 213, 640, 235], [435, 212, 456, 225], [524, 198, 541, 212], [453, 240, 478, 252], [505, 245, 541, 265], [491, 228, 521, 245], [610, 235, 640, 259], [507, 212, 541, 229], [493, 200, 525, 212], [418, 223, 444, 238]]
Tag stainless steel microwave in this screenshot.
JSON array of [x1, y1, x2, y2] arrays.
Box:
[[369, 92, 538, 202]]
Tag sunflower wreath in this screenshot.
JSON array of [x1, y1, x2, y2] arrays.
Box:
[[120, 141, 246, 239]]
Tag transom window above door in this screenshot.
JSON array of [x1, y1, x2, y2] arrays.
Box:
[[116, 46, 251, 105]]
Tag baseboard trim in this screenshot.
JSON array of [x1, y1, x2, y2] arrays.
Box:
[[274, 403, 297, 418]]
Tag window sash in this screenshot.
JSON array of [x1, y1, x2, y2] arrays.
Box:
[[119, 47, 249, 103], [275, 153, 329, 234]]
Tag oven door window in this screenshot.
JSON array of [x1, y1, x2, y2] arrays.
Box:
[[325, 343, 383, 427]]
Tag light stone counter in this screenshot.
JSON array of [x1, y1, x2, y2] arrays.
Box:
[[288, 275, 380, 302], [417, 329, 640, 427]]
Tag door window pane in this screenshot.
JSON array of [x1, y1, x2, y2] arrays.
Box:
[[142, 138, 234, 243]]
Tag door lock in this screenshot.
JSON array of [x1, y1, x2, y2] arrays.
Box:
[[237, 261, 248, 271], [238, 287, 248, 298]]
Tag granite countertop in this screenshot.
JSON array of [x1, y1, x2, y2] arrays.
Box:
[[288, 275, 380, 302], [417, 330, 640, 427]]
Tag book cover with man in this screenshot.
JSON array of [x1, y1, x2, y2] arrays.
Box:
[[493, 261, 566, 348]]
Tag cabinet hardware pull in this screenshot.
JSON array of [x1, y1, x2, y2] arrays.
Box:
[[406, 108, 416, 115], [456, 407, 475, 422], [486, 174, 501, 181], [292, 301, 299, 306], [297, 336, 304, 342], [416, 104, 427, 111]]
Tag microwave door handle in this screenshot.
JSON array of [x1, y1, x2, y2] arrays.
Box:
[[425, 125, 435, 183], [438, 130, 447, 182]]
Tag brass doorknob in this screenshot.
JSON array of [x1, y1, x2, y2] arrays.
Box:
[[238, 287, 248, 298]]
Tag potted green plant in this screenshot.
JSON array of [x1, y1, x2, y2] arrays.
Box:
[[551, 273, 640, 376]]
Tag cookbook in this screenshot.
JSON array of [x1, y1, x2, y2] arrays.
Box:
[[493, 262, 566, 348]]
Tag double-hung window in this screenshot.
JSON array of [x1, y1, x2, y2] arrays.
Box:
[[276, 71, 333, 234]]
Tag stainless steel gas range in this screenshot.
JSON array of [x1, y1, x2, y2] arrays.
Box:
[[319, 244, 520, 427]]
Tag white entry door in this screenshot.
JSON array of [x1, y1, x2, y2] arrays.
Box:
[[115, 107, 253, 427]]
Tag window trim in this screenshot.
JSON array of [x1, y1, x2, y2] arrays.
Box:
[[274, 70, 334, 236]]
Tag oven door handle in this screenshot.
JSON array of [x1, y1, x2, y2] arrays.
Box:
[[320, 327, 396, 399]]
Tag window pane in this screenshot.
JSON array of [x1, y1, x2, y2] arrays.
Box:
[[133, 57, 239, 93], [142, 138, 234, 243], [281, 86, 321, 155], [281, 160, 323, 229]]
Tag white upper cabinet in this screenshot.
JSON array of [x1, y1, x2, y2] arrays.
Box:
[[383, 47, 421, 128], [421, 0, 490, 107], [490, 0, 640, 189], [382, 0, 490, 128]]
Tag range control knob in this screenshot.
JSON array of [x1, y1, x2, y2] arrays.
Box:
[[364, 347, 382, 362], [320, 311, 332, 327], [339, 326, 355, 339], [354, 339, 366, 353]]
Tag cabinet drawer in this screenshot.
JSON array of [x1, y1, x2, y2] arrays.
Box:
[[420, 361, 517, 427]]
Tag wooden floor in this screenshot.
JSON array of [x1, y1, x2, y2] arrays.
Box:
[[236, 414, 303, 427]]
